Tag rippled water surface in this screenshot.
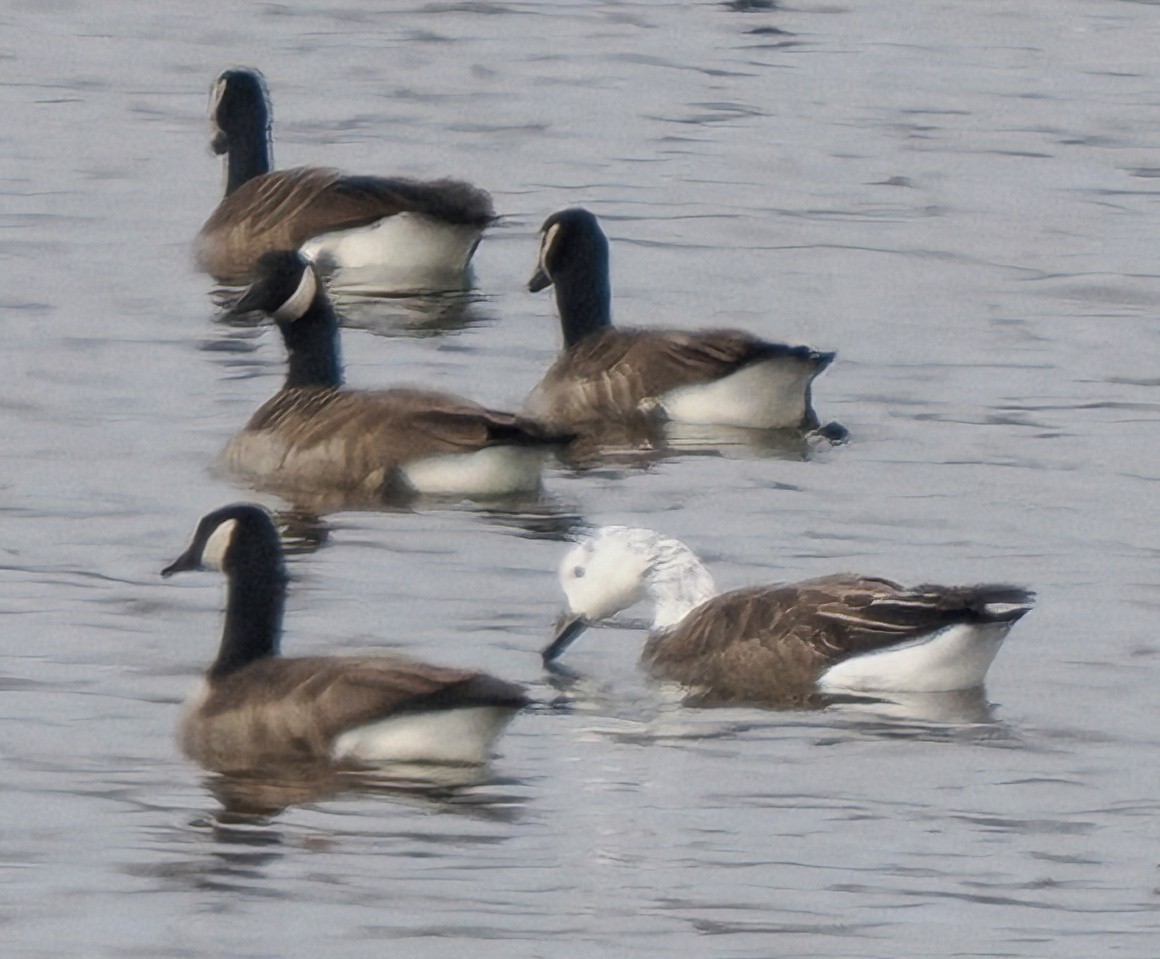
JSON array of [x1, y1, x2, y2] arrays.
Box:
[[3, 2, 1160, 956]]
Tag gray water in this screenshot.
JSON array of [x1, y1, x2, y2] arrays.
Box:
[[3, 1, 1159, 956]]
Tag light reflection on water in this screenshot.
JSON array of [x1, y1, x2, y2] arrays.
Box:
[[2, 0, 1160, 957]]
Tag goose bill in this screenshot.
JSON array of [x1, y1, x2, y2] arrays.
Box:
[[162, 546, 203, 579], [542, 612, 590, 663], [230, 279, 268, 316], [527, 263, 552, 293]]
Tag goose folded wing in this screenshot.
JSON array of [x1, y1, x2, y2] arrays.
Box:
[[539, 328, 818, 422], [194, 656, 524, 765]]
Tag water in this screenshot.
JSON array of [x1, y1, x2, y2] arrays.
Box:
[[3, 1, 1159, 956]]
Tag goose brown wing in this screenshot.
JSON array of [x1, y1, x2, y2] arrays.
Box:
[[528, 327, 828, 426], [251, 387, 527, 452], [239, 387, 538, 495], [198, 168, 494, 282], [646, 574, 1024, 705], [183, 655, 527, 770]]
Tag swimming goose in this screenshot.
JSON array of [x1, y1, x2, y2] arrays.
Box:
[[216, 251, 559, 503], [544, 527, 1034, 706], [195, 68, 495, 291], [163, 503, 529, 771], [524, 208, 838, 434]]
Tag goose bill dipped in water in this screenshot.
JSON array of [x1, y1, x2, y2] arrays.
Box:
[[524, 208, 840, 436], [195, 68, 495, 293], [216, 251, 562, 505], [544, 527, 1034, 706], [163, 504, 528, 772]]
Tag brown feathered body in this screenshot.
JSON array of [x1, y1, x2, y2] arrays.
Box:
[[180, 653, 529, 772], [217, 386, 550, 503], [523, 326, 831, 432], [196, 167, 495, 285], [640, 574, 1033, 707]]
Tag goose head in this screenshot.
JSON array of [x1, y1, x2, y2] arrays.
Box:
[[231, 250, 320, 323], [209, 67, 270, 156], [528, 208, 613, 347], [163, 503, 284, 580], [543, 526, 717, 664], [528, 207, 609, 293]]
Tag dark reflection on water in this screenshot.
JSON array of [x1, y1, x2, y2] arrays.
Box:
[[555, 416, 842, 471], [202, 764, 528, 821], [331, 288, 493, 339], [544, 663, 1009, 745], [272, 507, 331, 555], [208, 283, 492, 340]]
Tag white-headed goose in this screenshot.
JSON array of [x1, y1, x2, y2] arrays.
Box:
[[195, 68, 495, 292], [163, 504, 528, 771], [544, 527, 1034, 707], [216, 251, 562, 504], [524, 208, 840, 436]]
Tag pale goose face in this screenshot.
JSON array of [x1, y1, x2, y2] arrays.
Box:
[[543, 527, 656, 663]]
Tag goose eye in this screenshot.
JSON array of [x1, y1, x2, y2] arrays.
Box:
[[573, 565, 585, 579]]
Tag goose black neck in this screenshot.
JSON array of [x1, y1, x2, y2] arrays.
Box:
[[211, 557, 287, 680], [224, 127, 271, 195], [554, 264, 612, 348], [278, 298, 344, 389]]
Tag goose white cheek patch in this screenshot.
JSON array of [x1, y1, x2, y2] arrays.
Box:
[[273, 267, 318, 323], [539, 223, 561, 279], [209, 77, 227, 119], [202, 519, 237, 572]]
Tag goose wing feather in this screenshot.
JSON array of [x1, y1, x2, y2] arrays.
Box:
[[182, 655, 527, 769], [231, 388, 527, 495], [645, 575, 1032, 704], [528, 327, 828, 426], [197, 168, 494, 282]]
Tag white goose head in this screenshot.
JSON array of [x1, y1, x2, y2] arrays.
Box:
[[544, 526, 717, 664]]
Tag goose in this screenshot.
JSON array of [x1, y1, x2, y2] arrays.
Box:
[[162, 503, 529, 771], [216, 250, 561, 503], [543, 526, 1034, 706], [524, 208, 840, 435], [195, 67, 495, 292]]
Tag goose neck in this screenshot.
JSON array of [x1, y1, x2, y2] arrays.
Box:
[[279, 300, 344, 389], [554, 269, 612, 348], [212, 562, 286, 679], [224, 127, 272, 195], [645, 554, 718, 632]]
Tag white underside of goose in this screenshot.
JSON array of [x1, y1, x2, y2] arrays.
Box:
[[300, 213, 483, 294], [400, 445, 546, 497], [331, 705, 518, 765], [816, 622, 1012, 694], [657, 357, 813, 429]]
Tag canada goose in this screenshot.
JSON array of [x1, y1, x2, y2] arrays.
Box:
[[216, 250, 561, 503], [195, 68, 495, 292], [544, 527, 1034, 706], [162, 503, 529, 771], [524, 208, 839, 434]]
